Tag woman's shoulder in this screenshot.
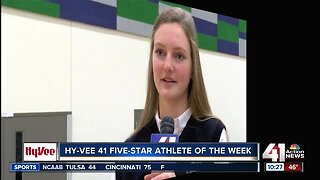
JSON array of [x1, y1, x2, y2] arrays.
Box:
[[185, 116, 226, 142], [193, 116, 226, 130], [125, 119, 158, 142]]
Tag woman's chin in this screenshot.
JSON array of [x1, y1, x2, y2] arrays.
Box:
[[160, 92, 176, 100]]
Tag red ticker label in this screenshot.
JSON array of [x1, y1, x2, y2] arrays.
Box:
[[284, 162, 303, 172]]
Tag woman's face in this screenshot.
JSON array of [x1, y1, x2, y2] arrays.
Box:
[[152, 23, 192, 102]]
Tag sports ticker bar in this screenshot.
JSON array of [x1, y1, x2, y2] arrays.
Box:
[[10, 162, 259, 172]]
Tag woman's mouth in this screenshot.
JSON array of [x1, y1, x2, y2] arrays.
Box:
[[161, 78, 177, 83]]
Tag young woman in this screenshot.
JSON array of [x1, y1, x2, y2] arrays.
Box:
[[116, 7, 228, 180]]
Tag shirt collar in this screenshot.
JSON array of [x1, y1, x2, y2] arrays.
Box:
[[155, 108, 191, 135]]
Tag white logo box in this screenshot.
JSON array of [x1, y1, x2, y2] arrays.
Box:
[[24, 143, 57, 161]]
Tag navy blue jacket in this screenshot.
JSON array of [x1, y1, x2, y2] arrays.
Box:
[[115, 116, 226, 180]]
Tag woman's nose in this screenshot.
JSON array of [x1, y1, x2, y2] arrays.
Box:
[[163, 58, 174, 72]]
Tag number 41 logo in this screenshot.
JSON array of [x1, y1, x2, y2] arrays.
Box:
[[262, 143, 285, 162]]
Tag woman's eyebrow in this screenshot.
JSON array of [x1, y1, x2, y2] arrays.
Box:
[[154, 42, 187, 53]]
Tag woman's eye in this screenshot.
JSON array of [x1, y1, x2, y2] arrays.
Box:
[[155, 49, 165, 57], [175, 54, 185, 60]]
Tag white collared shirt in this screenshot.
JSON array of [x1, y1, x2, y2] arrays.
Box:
[[155, 108, 228, 142], [155, 108, 191, 136]]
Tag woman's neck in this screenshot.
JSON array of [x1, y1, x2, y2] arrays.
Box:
[[158, 97, 188, 119]]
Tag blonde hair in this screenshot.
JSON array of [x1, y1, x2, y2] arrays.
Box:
[[132, 7, 215, 136]]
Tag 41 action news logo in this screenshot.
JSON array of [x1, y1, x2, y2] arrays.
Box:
[[262, 143, 305, 162]]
